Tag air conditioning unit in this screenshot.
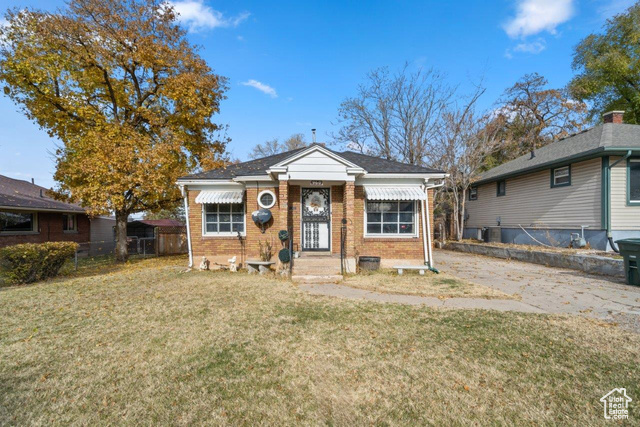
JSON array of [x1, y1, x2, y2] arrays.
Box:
[[487, 227, 502, 243]]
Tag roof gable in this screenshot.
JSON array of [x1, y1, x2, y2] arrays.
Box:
[[269, 144, 361, 170]]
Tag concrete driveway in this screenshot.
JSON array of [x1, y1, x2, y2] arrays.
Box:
[[435, 249, 640, 332]]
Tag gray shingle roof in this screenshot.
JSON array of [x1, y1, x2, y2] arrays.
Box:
[[475, 123, 640, 184], [0, 175, 85, 212], [181, 143, 443, 180]]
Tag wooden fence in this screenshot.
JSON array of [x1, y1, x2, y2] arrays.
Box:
[[155, 226, 188, 256]]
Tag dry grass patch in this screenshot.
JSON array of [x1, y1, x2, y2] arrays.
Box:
[[343, 269, 518, 300], [1, 257, 638, 425]]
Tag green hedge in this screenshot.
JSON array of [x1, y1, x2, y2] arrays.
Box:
[[0, 242, 78, 284]]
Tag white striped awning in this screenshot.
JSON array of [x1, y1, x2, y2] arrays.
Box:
[[364, 186, 426, 201], [195, 190, 244, 204]]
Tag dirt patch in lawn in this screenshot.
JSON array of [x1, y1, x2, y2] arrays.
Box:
[[342, 269, 519, 300], [1, 258, 638, 425]]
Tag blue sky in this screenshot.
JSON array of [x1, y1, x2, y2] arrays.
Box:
[[0, 0, 634, 188]]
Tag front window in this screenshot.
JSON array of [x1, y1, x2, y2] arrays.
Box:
[[551, 166, 571, 187], [203, 203, 245, 235], [63, 214, 77, 232], [630, 159, 640, 204], [366, 201, 415, 236], [0, 211, 36, 233], [497, 180, 506, 197]]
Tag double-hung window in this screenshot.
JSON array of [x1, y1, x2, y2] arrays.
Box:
[[203, 203, 245, 235], [366, 201, 416, 236], [629, 158, 640, 205], [496, 180, 506, 197], [0, 211, 36, 233], [551, 166, 571, 188]]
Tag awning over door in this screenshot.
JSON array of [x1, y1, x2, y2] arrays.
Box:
[[194, 190, 244, 204], [364, 186, 426, 201]]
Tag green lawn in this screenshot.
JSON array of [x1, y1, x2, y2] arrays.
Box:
[[1, 256, 638, 425]]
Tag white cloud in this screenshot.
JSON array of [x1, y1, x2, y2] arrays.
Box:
[[169, 1, 249, 32], [513, 39, 546, 54], [241, 80, 277, 98], [504, 0, 574, 38]]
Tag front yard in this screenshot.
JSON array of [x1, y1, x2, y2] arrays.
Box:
[[343, 270, 518, 299], [1, 256, 638, 424]]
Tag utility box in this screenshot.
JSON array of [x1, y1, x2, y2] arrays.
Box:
[[616, 239, 640, 286], [487, 227, 502, 243]]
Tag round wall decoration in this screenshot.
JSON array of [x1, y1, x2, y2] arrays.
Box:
[[257, 190, 276, 209]]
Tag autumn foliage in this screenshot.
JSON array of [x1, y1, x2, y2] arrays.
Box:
[[0, 0, 228, 260]]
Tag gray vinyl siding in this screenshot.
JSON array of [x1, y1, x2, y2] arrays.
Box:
[[610, 156, 640, 230], [466, 158, 601, 229]]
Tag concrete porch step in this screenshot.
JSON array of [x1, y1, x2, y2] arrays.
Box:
[[292, 274, 343, 284]]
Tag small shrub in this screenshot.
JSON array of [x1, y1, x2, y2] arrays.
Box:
[[0, 242, 78, 284], [258, 239, 273, 262]]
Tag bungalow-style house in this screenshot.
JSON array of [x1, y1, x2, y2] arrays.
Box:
[[177, 143, 445, 273], [465, 111, 640, 251], [0, 174, 89, 248]]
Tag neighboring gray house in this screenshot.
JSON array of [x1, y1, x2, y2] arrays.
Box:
[[465, 111, 640, 251]]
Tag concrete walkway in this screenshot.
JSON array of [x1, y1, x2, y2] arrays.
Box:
[[300, 283, 544, 313], [299, 249, 640, 332], [435, 250, 640, 331]]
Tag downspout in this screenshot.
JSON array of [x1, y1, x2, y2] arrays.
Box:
[[181, 184, 194, 268], [606, 150, 632, 253], [422, 181, 444, 272]]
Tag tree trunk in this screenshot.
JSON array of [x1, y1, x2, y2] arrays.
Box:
[[115, 210, 129, 262], [458, 188, 467, 241]]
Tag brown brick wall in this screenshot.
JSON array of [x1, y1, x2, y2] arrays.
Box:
[[0, 212, 90, 248], [351, 186, 434, 260], [330, 185, 344, 254], [188, 186, 285, 266], [188, 184, 435, 264]]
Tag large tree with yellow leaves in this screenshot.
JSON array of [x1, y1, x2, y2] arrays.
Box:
[[0, 0, 228, 261]]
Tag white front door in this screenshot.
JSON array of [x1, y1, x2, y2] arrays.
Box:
[[301, 188, 331, 251]]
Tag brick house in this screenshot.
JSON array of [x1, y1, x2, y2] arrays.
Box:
[[0, 175, 90, 248], [177, 144, 445, 273]]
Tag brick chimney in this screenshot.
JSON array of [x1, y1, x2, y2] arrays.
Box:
[[603, 110, 624, 124]]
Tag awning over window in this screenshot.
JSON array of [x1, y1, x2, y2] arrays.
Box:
[[364, 186, 426, 201], [195, 190, 244, 204]]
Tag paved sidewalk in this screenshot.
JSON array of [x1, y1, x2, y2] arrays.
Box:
[[300, 283, 544, 313]]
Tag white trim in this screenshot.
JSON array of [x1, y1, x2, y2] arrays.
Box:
[[257, 190, 277, 209], [269, 144, 362, 171], [176, 179, 240, 185], [233, 175, 274, 182], [363, 173, 447, 179], [180, 185, 193, 268], [201, 202, 247, 237], [363, 200, 419, 238]]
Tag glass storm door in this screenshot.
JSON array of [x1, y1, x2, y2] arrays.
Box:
[[301, 188, 331, 251]]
